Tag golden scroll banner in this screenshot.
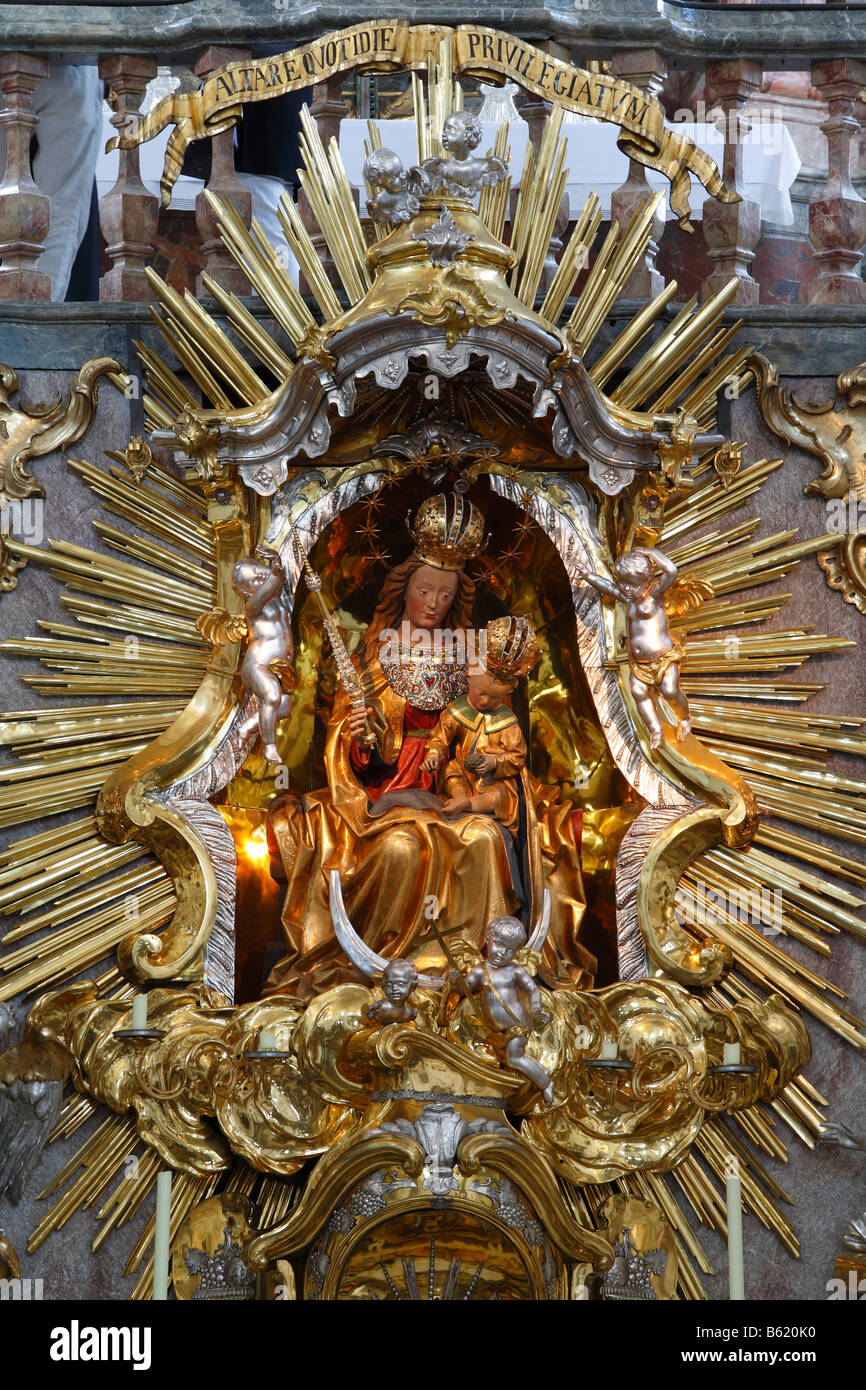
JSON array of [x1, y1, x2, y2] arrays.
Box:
[[109, 20, 737, 229]]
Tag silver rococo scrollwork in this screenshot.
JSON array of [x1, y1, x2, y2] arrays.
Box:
[[159, 316, 722, 500]]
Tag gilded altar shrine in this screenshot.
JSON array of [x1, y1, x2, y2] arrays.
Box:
[[0, 26, 863, 1302]]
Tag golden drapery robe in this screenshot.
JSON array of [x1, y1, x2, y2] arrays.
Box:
[[266, 650, 594, 997], [425, 695, 528, 834]]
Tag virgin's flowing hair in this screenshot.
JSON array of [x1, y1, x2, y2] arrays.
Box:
[[363, 555, 476, 664]]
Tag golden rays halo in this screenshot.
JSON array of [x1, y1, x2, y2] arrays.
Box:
[[0, 74, 863, 1299]]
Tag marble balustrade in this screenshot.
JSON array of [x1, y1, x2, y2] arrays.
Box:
[[0, 41, 864, 309]]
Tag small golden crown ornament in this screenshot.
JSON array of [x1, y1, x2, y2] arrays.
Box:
[[485, 615, 540, 681], [407, 492, 486, 571]]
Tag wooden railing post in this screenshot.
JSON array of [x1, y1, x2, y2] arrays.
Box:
[[194, 46, 252, 296], [0, 53, 51, 300], [701, 59, 763, 304], [98, 54, 159, 301]]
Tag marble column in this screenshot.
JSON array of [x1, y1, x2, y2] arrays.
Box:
[[807, 59, 866, 305], [0, 54, 51, 301], [701, 59, 763, 304], [194, 46, 252, 297], [98, 54, 159, 301], [611, 49, 667, 299]]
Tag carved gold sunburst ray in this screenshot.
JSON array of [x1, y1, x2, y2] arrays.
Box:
[[134, 82, 744, 445], [2, 436, 860, 1295], [0, 458, 215, 1000]]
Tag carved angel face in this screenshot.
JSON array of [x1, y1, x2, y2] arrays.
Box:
[[441, 111, 482, 157], [382, 960, 418, 1002], [615, 552, 654, 594], [232, 558, 271, 597], [486, 916, 525, 965], [364, 148, 405, 193]]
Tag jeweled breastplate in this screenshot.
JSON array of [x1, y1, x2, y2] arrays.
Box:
[[379, 648, 468, 711]]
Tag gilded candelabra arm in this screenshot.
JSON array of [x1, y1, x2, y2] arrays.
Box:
[[629, 989, 809, 1113], [134, 1035, 241, 1103], [456, 1132, 614, 1271], [630, 1042, 756, 1113], [101, 474, 252, 983], [245, 1130, 426, 1269]]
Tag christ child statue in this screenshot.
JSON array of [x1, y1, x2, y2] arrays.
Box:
[[421, 615, 539, 829]]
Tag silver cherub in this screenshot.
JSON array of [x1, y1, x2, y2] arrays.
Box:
[[575, 546, 710, 749], [451, 916, 554, 1105], [232, 548, 294, 764], [365, 959, 420, 1025], [328, 871, 555, 1105], [364, 147, 422, 226], [416, 111, 507, 201]]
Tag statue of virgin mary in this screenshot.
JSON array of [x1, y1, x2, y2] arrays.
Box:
[[266, 492, 594, 997]]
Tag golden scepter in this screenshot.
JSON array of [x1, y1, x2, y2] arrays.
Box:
[[289, 521, 376, 748]]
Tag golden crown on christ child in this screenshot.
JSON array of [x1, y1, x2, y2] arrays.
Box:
[[484, 614, 541, 681]]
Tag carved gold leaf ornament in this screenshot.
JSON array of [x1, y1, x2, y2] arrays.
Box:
[[751, 349, 866, 614], [0, 358, 126, 600], [396, 267, 508, 349], [0, 358, 125, 505], [106, 435, 154, 486], [0, 531, 26, 594]]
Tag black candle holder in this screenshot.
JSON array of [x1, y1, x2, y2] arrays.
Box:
[[112, 1027, 166, 1042]]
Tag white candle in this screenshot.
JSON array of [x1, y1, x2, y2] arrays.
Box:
[[131, 995, 148, 1030], [600, 1039, 618, 1060], [153, 1170, 172, 1301], [726, 1159, 745, 1300], [723, 1042, 741, 1065], [258, 1028, 277, 1051]]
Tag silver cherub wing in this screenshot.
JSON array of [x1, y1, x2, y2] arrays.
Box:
[[0, 1073, 63, 1203], [328, 870, 442, 988]]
